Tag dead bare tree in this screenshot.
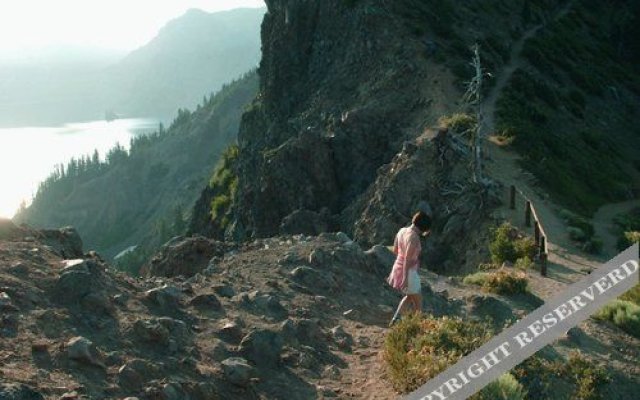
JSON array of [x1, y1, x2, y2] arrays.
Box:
[[462, 43, 484, 185]]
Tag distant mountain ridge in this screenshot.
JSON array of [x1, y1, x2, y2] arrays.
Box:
[[103, 7, 264, 119], [0, 7, 264, 127]]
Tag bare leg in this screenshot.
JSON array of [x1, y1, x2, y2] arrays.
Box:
[[408, 294, 423, 314], [390, 295, 411, 326]]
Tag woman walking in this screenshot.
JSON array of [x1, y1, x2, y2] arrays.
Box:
[[387, 211, 432, 326]]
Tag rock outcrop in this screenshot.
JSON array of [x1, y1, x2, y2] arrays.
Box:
[[222, 0, 460, 240], [140, 236, 230, 278]]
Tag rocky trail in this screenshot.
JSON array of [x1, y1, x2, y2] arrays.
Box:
[[0, 220, 445, 400], [2, 1, 640, 398]]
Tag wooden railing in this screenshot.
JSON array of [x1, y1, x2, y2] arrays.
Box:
[[510, 185, 549, 276]]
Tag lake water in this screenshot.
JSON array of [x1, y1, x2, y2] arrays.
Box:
[[0, 118, 160, 218]]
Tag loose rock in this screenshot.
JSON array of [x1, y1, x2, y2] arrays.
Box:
[[221, 357, 255, 387], [238, 329, 283, 366], [67, 336, 103, 367]]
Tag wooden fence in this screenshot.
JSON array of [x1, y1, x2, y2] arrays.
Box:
[[510, 185, 549, 276]]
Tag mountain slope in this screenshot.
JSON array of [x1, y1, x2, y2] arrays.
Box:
[[103, 7, 265, 120], [15, 72, 258, 264], [0, 7, 264, 127]]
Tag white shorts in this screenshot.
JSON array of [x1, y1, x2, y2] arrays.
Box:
[[403, 269, 421, 295]]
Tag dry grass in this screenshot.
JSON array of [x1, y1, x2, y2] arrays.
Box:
[[463, 269, 529, 295]]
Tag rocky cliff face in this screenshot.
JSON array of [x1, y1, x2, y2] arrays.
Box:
[[195, 0, 640, 251], [226, 0, 461, 239]]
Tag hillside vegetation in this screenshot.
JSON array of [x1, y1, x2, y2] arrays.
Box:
[[15, 72, 258, 273]]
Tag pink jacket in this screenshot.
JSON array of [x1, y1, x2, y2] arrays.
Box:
[[387, 225, 422, 291]]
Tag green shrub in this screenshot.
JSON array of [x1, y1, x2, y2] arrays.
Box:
[[470, 373, 527, 400], [514, 237, 537, 260], [556, 351, 610, 400], [384, 314, 493, 393], [208, 145, 239, 229], [464, 269, 528, 295], [594, 300, 640, 338], [620, 283, 640, 305], [582, 237, 603, 254], [613, 208, 640, 231], [617, 231, 640, 251], [514, 351, 609, 400], [561, 211, 595, 238], [489, 223, 518, 264], [515, 256, 534, 270], [489, 223, 536, 264], [568, 226, 587, 242]]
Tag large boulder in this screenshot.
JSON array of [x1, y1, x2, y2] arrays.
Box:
[[39, 226, 83, 259], [52, 259, 107, 304], [132, 317, 187, 346], [280, 318, 324, 345], [221, 357, 255, 387], [290, 266, 338, 292], [66, 336, 104, 367], [141, 236, 228, 278], [145, 285, 183, 312], [238, 329, 283, 366], [189, 293, 223, 311], [246, 291, 288, 321]]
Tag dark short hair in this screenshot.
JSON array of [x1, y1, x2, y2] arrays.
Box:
[[412, 211, 432, 232]]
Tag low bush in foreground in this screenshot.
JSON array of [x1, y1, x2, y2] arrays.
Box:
[[383, 314, 493, 393], [464, 269, 529, 295], [470, 373, 527, 400], [514, 351, 609, 400], [385, 315, 610, 398], [594, 300, 640, 338]]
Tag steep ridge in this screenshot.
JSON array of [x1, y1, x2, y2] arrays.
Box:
[[223, 0, 462, 240]]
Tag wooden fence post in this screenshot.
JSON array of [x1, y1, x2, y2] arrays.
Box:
[[540, 252, 548, 277], [525, 201, 532, 227], [540, 235, 546, 254], [534, 221, 540, 246], [510, 185, 516, 210]]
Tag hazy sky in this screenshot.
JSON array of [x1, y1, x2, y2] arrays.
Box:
[[0, 0, 265, 54]]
